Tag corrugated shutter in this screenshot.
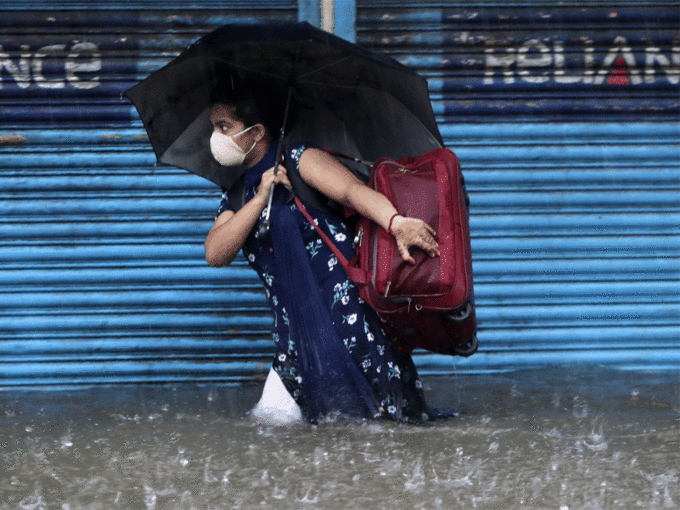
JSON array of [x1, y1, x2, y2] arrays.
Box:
[[357, 1, 680, 374], [1, 1, 678, 387], [0, 2, 296, 385]]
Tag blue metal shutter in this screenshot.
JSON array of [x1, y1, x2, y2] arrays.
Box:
[[1, 2, 678, 387], [357, 2, 680, 373], [0, 2, 296, 386]]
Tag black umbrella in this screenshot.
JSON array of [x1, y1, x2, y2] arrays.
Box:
[[124, 21, 443, 190]]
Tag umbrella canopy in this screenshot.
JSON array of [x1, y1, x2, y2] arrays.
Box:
[[124, 22, 443, 189]]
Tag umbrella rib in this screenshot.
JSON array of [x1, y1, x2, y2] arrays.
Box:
[[297, 55, 352, 79], [210, 51, 354, 85], [212, 57, 291, 81]]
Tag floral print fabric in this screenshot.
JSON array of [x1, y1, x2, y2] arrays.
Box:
[[216, 143, 431, 423]]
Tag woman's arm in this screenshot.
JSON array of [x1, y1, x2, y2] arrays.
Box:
[[298, 148, 439, 264], [205, 165, 292, 267], [204, 197, 264, 267]]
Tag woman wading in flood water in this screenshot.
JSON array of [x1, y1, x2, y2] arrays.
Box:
[[204, 89, 441, 424]]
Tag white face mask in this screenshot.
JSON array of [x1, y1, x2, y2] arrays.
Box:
[[210, 125, 256, 166]]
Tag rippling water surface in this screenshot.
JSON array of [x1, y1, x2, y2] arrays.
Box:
[[1, 365, 678, 509]]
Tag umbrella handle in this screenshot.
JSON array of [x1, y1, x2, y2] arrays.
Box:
[[257, 83, 294, 237], [257, 186, 275, 237], [264, 185, 275, 220]]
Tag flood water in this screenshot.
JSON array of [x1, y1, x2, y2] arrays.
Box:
[[1, 364, 678, 510]]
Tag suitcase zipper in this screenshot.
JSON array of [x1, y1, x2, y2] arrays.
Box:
[[354, 226, 364, 248], [372, 233, 379, 290]]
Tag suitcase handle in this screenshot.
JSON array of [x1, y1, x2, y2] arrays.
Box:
[[294, 196, 370, 285]]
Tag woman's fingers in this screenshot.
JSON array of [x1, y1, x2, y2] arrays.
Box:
[[424, 223, 438, 239], [396, 240, 416, 265], [269, 173, 291, 188], [415, 219, 438, 246], [270, 165, 292, 188], [415, 237, 439, 258], [392, 217, 440, 259], [278, 174, 293, 188], [262, 164, 287, 179], [258, 165, 292, 195], [421, 241, 439, 258], [421, 228, 440, 256]]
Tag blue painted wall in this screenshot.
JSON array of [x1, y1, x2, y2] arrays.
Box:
[[0, 1, 678, 385]]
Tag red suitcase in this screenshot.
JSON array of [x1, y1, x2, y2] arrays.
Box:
[[296, 148, 478, 357]]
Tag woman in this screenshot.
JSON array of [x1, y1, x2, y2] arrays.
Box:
[[204, 93, 441, 424]]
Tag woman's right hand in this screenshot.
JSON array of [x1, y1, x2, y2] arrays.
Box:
[[255, 164, 292, 204], [205, 163, 292, 268]]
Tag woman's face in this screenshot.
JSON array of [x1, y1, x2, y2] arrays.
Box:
[[209, 104, 256, 153]]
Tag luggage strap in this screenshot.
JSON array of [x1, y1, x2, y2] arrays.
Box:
[[321, 148, 374, 168]]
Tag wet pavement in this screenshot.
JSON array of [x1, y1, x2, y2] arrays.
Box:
[[1, 364, 678, 510]]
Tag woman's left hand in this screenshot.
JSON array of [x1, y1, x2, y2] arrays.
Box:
[[390, 216, 440, 265]]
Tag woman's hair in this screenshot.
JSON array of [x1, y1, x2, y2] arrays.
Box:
[[209, 77, 291, 140]]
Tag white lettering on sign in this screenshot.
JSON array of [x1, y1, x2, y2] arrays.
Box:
[[66, 42, 102, 89], [517, 39, 551, 84], [32, 44, 67, 89], [0, 41, 101, 89], [645, 46, 680, 84], [484, 47, 516, 84], [484, 37, 680, 85], [0, 44, 30, 88]]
